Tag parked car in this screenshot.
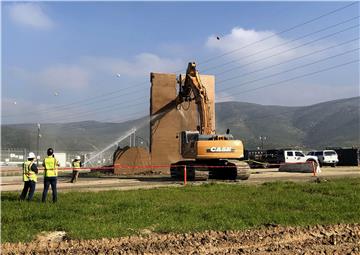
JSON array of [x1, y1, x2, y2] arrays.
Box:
[[307, 150, 339, 167]]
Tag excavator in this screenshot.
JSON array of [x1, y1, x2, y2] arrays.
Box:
[[170, 62, 250, 181]]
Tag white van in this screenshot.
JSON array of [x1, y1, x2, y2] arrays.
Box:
[[307, 150, 339, 167]]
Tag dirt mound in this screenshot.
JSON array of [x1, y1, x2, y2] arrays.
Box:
[[2, 224, 360, 254], [113, 147, 152, 175]]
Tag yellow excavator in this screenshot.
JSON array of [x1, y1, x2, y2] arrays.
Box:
[[170, 62, 250, 181]]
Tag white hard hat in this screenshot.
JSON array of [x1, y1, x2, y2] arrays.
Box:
[[28, 152, 36, 159], [75, 155, 81, 160]]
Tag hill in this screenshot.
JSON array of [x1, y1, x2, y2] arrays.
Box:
[[217, 97, 359, 149], [1, 97, 359, 152]]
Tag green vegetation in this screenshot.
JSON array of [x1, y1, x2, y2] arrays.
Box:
[[2, 178, 360, 243]]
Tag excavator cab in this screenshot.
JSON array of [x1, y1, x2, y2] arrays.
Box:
[[180, 131, 198, 158]]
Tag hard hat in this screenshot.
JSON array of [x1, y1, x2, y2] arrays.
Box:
[[75, 155, 81, 160], [47, 148, 54, 156], [28, 152, 36, 159]]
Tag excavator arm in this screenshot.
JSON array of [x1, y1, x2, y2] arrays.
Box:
[[178, 62, 213, 135]]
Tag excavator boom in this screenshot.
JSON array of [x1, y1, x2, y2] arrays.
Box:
[[178, 62, 213, 135]]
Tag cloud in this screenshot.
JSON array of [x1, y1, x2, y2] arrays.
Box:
[[37, 66, 90, 89], [3, 52, 183, 123], [9, 3, 53, 29], [206, 27, 316, 70], [1, 97, 54, 124], [9, 65, 91, 89], [7, 52, 183, 95], [83, 53, 184, 77], [205, 26, 358, 106]]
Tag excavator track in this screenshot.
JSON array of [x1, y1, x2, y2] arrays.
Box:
[[170, 161, 196, 181], [209, 160, 250, 180], [227, 159, 251, 180], [171, 160, 250, 181]]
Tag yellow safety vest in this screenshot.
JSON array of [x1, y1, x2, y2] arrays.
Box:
[[23, 160, 37, 182], [72, 161, 81, 169], [43, 156, 58, 177]]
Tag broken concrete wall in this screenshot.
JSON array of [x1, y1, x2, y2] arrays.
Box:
[[150, 72, 215, 171]]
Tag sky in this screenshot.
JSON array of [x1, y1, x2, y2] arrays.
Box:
[[1, 1, 359, 124]]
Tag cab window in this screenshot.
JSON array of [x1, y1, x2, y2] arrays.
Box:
[[325, 151, 336, 156], [287, 151, 293, 156], [295, 151, 304, 157]]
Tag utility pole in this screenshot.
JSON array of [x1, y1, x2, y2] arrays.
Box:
[[36, 123, 41, 165], [259, 136, 267, 150]]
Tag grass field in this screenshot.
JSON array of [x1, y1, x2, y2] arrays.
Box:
[[2, 178, 360, 243]]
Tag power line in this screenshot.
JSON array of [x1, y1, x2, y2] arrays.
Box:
[[43, 21, 360, 116], [1, 81, 149, 119], [34, 97, 148, 123], [5, 23, 357, 122], [216, 48, 358, 89], [38, 33, 358, 123], [201, 16, 359, 73], [16, 59, 358, 134], [4, 61, 357, 139], [216, 37, 358, 84], [212, 23, 359, 78], [218, 59, 359, 96], [7, 36, 358, 124], [51, 46, 360, 124], [3, 2, 357, 120], [24, 108, 149, 130], [3, 2, 357, 124], [27, 47, 358, 125], [198, 2, 358, 66]]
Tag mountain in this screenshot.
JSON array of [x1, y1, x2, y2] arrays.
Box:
[[1, 97, 359, 152], [216, 97, 359, 149], [1, 119, 150, 153]]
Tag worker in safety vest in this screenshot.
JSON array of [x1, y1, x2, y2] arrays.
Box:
[[70, 155, 82, 183], [20, 152, 38, 201], [41, 148, 60, 203]]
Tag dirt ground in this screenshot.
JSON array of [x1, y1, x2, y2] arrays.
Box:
[[2, 167, 360, 254], [1, 166, 359, 192], [2, 224, 360, 254]]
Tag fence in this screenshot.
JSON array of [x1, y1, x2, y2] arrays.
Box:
[[0, 149, 97, 166]]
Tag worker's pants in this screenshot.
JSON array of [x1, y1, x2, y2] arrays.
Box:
[[20, 181, 36, 201], [71, 170, 79, 183], [42, 177, 57, 203]]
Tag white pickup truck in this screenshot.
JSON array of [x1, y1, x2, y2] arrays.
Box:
[[284, 150, 319, 165], [279, 150, 320, 173]]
